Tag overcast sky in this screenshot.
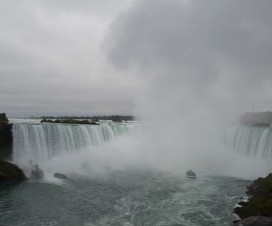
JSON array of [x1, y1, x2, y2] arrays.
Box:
[[1, 0, 272, 117], [0, 0, 139, 117]]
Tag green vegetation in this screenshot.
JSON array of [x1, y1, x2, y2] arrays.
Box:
[[0, 113, 8, 123], [234, 174, 272, 219], [38, 115, 134, 124], [90, 115, 133, 122], [36, 115, 134, 122], [40, 118, 99, 125]]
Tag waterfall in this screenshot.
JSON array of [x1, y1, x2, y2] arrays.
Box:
[[12, 122, 138, 165], [227, 125, 272, 161]]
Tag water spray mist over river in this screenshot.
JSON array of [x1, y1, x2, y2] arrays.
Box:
[[1, 0, 272, 225], [0, 119, 269, 225]]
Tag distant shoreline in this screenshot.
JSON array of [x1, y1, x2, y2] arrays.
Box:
[[29, 115, 135, 122], [239, 111, 272, 126]]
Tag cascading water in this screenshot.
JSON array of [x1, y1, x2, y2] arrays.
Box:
[[12, 122, 139, 166], [227, 125, 272, 161], [2, 120, 256, 225]]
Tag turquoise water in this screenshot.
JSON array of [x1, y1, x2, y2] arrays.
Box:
[[0, 169, 249, 226]]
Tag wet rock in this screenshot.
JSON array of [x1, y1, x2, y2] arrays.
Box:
[[30, 164, 44, 179], [235, 216, 272, 226], [234, 173, 272, 219], [0, 160, 26, 182], [233, 213, 241, 224]]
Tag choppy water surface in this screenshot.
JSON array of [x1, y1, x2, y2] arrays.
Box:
[[0, 170, 249, 226]]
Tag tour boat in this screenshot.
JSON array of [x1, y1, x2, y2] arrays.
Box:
[[186, 170, 197, 179]]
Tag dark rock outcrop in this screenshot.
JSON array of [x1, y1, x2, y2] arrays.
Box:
[[234, 216, 272, 226], [0, 123, 13, 160], [234, 174, 272, 219], [0, 160, 26, 182]]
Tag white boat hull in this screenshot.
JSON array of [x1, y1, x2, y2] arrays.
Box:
[[186, 175, 197, 179]]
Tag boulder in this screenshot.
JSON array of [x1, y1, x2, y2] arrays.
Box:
[[235, 216, 272, 226], [54, 173, 67, 179], [0, 160, 26, 182]]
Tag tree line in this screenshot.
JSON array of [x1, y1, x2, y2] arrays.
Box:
[[37, 115, 134, 122]]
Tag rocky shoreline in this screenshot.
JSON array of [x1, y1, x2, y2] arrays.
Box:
[[233, 174, 272, 225]]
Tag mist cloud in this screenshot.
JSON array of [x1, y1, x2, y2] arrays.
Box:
[[106, 0, 272, 117], [104, 0, 272, 176]]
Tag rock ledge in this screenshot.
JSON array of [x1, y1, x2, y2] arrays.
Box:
[[0, 160, 26, 183]]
